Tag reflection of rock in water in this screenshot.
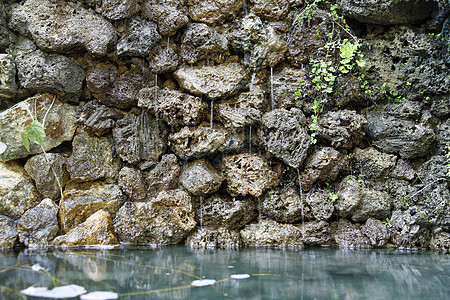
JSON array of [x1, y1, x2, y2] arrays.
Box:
[[54, 251, 109, 282]]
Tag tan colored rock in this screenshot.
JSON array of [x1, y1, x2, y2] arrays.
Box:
[[188, 0, 242, 25], [180, 159, 224, 196], [240, 219, 304, 248], [186, 227, 243, 249]]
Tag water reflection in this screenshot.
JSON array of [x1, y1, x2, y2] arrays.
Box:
[[0, 246, 449, 299]]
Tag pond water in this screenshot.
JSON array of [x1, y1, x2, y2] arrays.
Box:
[[0, 246, 449, 299]]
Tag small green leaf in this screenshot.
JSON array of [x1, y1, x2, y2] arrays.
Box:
[[26, 120, 46, 146], [21, 132, 31, 152]]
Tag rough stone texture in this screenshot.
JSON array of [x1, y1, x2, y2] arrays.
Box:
[[147, 44, 181, 74], [116, 19, 160, 56], [9, 0, 116, 55], [305, 189, 335, 221], [138, 87, 207, 126], [300, 221, 332, 246], [336, 176, 392, 222], [75, 100, 124, 137], [361, 218, 389, 247], [169, 124, 245, 159], [186, 227, 243, 249], [199, 195, 257, 230], [61, 181, 123, 232], [0, 161, 40, 219], [436, 118, 450, 153], [261, 186, 304, 223], [215, 91, 265, 128], [53, 210, 119, 247], [354, 147, 397, 179], [142, 2, 189, 36], [113, 190, 196, 245], [0, 94, 77, 161], [87, 63, 155, 109], [113, 108, 167, 167], [188, 0, 242, 25], [222, 153, 283, 197], [389, 209, 431, 249], [174, 63, 248, 100], [330, 219, 372, 249], [0, 216, 18, 249], [17, 198, 59, 247], [317, 110, 368, 149], [240, 219, 304, 248], [300, 147, 350, 191], [67, 130, 120, 183], [118, 166, 148, 202], [260, 108, 310, 168], [271, 67, 311, 109], [431, 98, 450, 117], [429, 232, 450, 253], [24, 153, 69, 200], [250, 0, 290, 20], [96, 0, 140, 20], [145, 154, 181, 197], [366, 108, 435, 159], [336, 0, 438, 25], [0, 8, 16, 52], [180, 159, 224, 196], [0, 54, 17, 99], [390, 159, 416, 181], [180, 23, 229, 64]]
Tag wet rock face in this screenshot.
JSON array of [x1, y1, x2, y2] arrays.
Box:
[[222, 153, 282, 197], [9, 0, 116, 55], [0, 54, 17, 99], [0, 216, 18, 249], [300, 221, 332, 246], [142, 1, 189, 36], [113, 190, 196, 245], [0, 161, 40, 219], [147, 44, 181, 74], [305, 189, 335, 221], [261, 186, 304, 223], [75, 101, 124, 137], [24, 153, 69, 201], [271, 67, 310, 109], [145, 154, 181, 197], [240, 219, 304, 248], [429, 233, 450, 253], [96, 0, 140, 20], [17, 198, 59, 247], [0, 9, 16, 52], [116, 19, 160, 57], [250, 0, 290, 20], [336, 0, 438, 25], [361, 218, 389, 248], [188, 0, 243, 25], [389, 209, 431, 249], [186, 227, 243, 249], [354, 147, 397, 179], [260, 108, 310, 169], [118, 166, 148, 202], [138, 87, 207, 126], [215, 91, 264, 128], [331, 219, 372, 249], [180, 159, 224, 196]]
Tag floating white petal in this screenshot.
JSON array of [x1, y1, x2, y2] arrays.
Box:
[[31, 263, 44, 271], [80, 291, 119, 300], [0, 142, 6, 155], [231, 274, 250, 279], [190, 279, 216, 287], [21, 284, 87, 298]]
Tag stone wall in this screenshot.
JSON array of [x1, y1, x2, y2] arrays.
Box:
[[0, 0, 449, 252]]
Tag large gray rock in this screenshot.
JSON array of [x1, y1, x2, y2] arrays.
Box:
[[180, 159, 224, 196], [17, 198, 59, 247], [96, 0, 140, 20], [67, 130, 121, 183], [169, 124, 245, 159], [113, 190, 196, 245], [0, 54, 17, 99], [116, 19, 160, 56], [361, 218, 389, 247], [145, 154, 181, 197], [138, 87, 207, 126], [24, 153, 69, 201], [113, 108, 167, 167], [180, 23, 229, 64], [429, 232, 450, 253], [0, 94, 77, 161], [0, 8, 16, 52], [174, 63, 248, 100], [0, 216, 18, 249], [336, 0, 438, 25], [142, 1, 189, 36], [0, 161, 40, 219], [261, 186, 304, 223], [147, 44, 181, 74], [353, 147, 397, 178], [330, 218, 372, 249], [389, 209, 431, 249], [118, 166, 148, 202], [9, 0, 116, 55], [305, 189, 335, 221], [215, 91, 264, 128], [60, 181, 123, 232], [271, 67, 311, 109], [260, 108, 310, 168], [300, 221, 332, 246], [188, 0, 242, 25], [221, 153, 282, 197], [250, 0, 290, 20], [75, 100, 124, 137], [240, 219, 304, 248], [186, 227, 243, 249]]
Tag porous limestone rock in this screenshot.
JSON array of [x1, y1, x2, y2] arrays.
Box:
[[145, 154, 181, 197], [75, 101, 124, 137], [305, 189, 335, 221], [186, 227, 243, 249], [240, 219, 304, 248], [429, 232, 450, 253], [116, 19, 160, 56], [250, 0, 290, 21], [0, 9, 16, 52], [330, 218, 371, 249], [180, 159, 224, 196], [215, 91, 265, 128], [361, 218, 389, 247], [96, 0, 140, 20], [0, 54, 17, 99], [118, 166, 148, 202], [270, 67, 311, 109], [142, 1, 189, 36], [299, 221, 332, 246], [389, 209, 431, 249], [188, 0, 243, 25], [353, 147, 397, 178], [0, 216, 18, 249], [260, 186, 304, 223], [147, 44, 181, 74]]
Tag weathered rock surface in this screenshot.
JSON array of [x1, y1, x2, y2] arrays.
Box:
[[145, 154, 181, 197], [138, 87, 207, 126], [186, 227, 243, 249], [113, 108, 167, 167], [0, 9, 16, 52], [389, 209, 431, 249], [96, 0, 140, 20], [300, 147, 350, 191], [75, 101, 124, 137], [336, 0, 438, 25], [0, 161, 40, 219], [0, 216, 18, 249], [181, 23, 229, 64], [61, 182, 123, 232], [260, 108, 310, 168], [300, 221, 332, 246], [0, 54, 17, 99], [305, 189, 335, 221], [215, 91, 265, 128], [0, 94, 77, 161], [113, 190, 196, 245], [331, 219, 372, 249], [222, 153, 282, 197], [17, 198, 59, 247], [169, 124, 245, 159], [180, 159, 224, 196], [188, 0, 242, 25], [142, 1, 189, 36], [147, 44, 181, 74], [250, 0, 290, 20], [53, 210, 119, 247], [271, 67, 311, 109], [240, 219, 304, 248], [429, 232, 450, 253], [9, 0, 116, 55], [118, 167, 148, 202], [390, 159, 416, 181], [354, 147, 397, 179], [174, 63, 248, 100], [317, 110, 368, 149], [116, 19, 160, 56], [261, 186, 304, 223], [361, 218, 389, 247], [24, 153, 69, 200]]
